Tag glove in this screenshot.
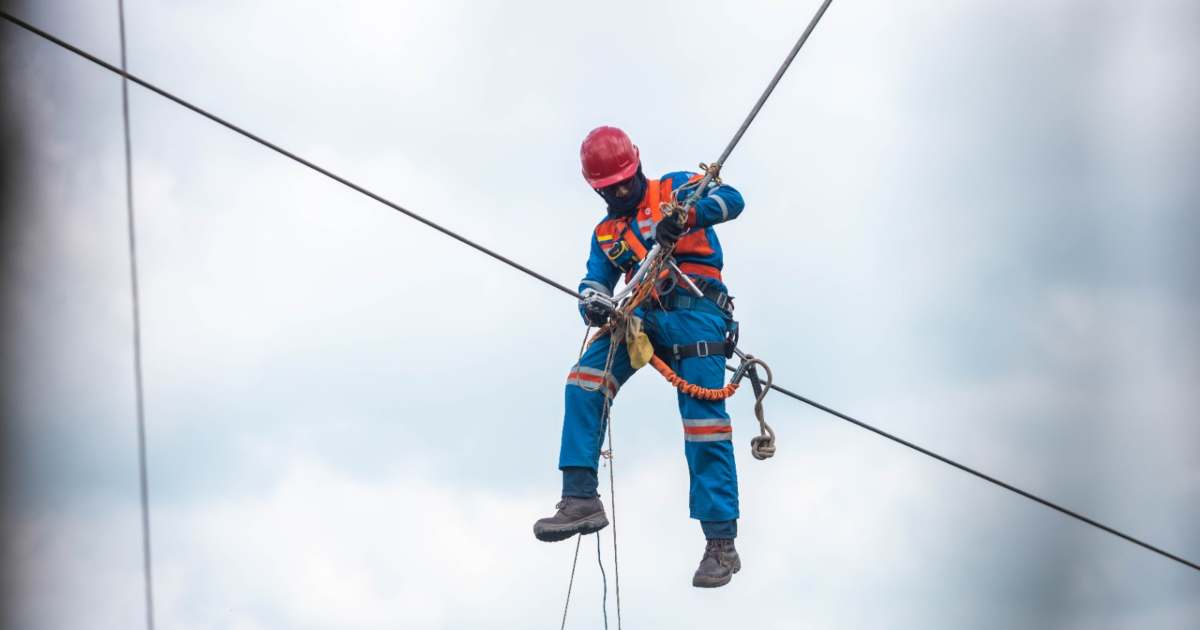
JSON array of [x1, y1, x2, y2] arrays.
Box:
[[653, 214, 686, 246], [579, 289, 615, 326]]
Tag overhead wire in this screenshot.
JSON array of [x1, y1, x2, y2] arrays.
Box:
[[728, 370, 1200, 572], [3, 8, 1198, 576], [115, 2, 157, 628], [0, 12, 583, 303], [716, 0, 833, 168]]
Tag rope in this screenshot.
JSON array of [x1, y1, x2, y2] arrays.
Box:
[[0, 12, 584, 304], [116, 2, 156, 628], [597, 532, 609, 630], [6, 7, 1198, 576], [558, 535, 582, 630], [567, 329, 623, 629], [598, 338, 623, 630], [738, 357, 777, 460]]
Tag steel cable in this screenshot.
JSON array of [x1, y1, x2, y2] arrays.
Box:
[[0, 12, 583, 303], [725, 366, 1200, 572], [115, 2, 157, 628]]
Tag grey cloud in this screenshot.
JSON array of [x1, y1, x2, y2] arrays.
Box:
[[3, 1, 1199, 628]]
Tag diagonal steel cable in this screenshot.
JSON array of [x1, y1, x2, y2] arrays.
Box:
[[115, 2, 156, 628], [4, 7, 1197, 576], [718, 0, 834, 169], [725, 366, 1200, 572], [0, 11, 582, 303]]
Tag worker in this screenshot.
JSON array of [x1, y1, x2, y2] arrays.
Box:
[[533, 126, 747, 588]]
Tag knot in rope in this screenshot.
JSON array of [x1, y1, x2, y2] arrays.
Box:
[[750, 433, 776, 460]]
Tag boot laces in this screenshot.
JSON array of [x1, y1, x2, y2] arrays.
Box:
[[704, 539, 732, 561]]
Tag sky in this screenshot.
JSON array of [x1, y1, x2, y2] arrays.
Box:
[[1, 0, 1198, 628]]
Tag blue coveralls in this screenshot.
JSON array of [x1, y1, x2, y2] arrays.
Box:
[[558, 171, 745, 539]]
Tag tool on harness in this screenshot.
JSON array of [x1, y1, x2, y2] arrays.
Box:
[[604, 228, 639, 273], [604, 239, 630, 263], [624, 316, 654, 370], [580, 288, 617, 327], [666, 259, 705, 298]]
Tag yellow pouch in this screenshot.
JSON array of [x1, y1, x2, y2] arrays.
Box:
[[625, 316, 654, 369]]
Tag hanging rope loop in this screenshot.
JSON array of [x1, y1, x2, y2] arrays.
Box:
[[731, 355, 777, 460]]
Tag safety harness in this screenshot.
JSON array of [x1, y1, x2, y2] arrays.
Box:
[[584, 179, 777, 460], [653, 282, 739, 362]]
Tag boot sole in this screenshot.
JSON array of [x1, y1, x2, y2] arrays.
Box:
[[692, 557, 741, 588], [533, 512, 609, 542]]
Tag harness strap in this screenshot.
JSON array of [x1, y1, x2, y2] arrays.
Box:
[[619, 221, 647, 262], [666, 339, 734, 362], [658, 284, 733, 315]]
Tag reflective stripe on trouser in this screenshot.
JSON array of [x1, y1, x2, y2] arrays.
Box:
[[558, 307, 739, 522]]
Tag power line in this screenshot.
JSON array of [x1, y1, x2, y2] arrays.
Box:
[[0, 11, 583, 303], [3, 10, 1197, 575], [738, 374, 1200, 572], [716, 0, 833, 168], [115, 1, 157, 628]]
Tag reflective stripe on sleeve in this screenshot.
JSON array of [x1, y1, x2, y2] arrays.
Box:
[[710, 193, 729, 222]]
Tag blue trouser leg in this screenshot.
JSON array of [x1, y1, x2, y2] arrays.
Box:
[[701, 519, 738, 539], [558, 331, 635, 494], [556, 308, 739, 534], [644, 308, 740, 530]]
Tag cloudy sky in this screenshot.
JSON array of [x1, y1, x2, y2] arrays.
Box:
[[2, 0, 1198, 628]]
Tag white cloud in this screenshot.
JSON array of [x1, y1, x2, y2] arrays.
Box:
[[4, 1, 1199, 628]]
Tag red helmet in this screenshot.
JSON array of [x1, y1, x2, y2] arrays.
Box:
[[580, 126, 640, 188]]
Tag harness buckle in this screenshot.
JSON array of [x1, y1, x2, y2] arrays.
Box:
[[695, 340, 711, 358], [605, 240, 629, 261]]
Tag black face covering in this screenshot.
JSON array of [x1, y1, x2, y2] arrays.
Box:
[[597, 167, 647, 216]]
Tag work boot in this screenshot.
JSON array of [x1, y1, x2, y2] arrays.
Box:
[[692, 538, 741, 588], [533, 496, 609, 542]]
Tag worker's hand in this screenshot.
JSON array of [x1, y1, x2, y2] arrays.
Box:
[[653, 214, 686, 247], [579, 289, 616, 326]]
